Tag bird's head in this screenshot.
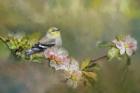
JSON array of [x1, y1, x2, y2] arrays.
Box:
[[47, 27, 61, 37]]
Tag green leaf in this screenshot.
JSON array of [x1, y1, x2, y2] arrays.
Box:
[[87, 65, 100, 71], [82, 71, 97, 80], [107, 47, 119, 60], [80, 58, 91, 70], [123, 55, 131, 66], [29, 53, 45, 63], [96, 41, 112, 48], [115, 35, 125, 41], [82, 71, 97, 86]]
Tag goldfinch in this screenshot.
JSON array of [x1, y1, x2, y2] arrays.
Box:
[[26, 27, 62, 56]]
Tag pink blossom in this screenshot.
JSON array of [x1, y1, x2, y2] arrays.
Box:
[[44, 47, 69, 63], [44, 47, 70, 70], [112, 35, 137, 56]]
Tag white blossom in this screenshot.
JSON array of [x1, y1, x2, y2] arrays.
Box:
[[64, 58, 82, 88], [64, 70, 82, 88], [113, 35, 137, 56]]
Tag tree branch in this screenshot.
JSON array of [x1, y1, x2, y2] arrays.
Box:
[[90, 55, 107, 63], [87, 55, 108, 68]]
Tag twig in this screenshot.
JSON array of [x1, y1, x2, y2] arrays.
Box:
[[87, 55, 108, 68], [121, 65, 129, 83], [90, 55, 108, 63], [121, 58, 130, 89]]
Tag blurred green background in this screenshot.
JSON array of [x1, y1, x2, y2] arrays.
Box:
[[0, 0, 140, 93]]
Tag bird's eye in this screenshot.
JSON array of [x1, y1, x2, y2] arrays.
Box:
[[52, 29, 59, 32], [52, 30, 57, 32], [51, 30, 55, 32]]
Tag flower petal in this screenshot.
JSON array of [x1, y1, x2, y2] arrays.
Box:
[[126, 48, 133, 56], [68, 58, 80, 72], [120, 46, 126, 55], [116, 41, 124, 50]]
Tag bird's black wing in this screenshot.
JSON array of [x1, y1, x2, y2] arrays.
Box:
[[26, 42, 55, 56]]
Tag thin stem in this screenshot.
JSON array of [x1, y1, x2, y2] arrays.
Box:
[[90, 55, 108, 63], [87, 55, 108, 68], [121, 65, 129, 84], [121, 57, 130, 88]]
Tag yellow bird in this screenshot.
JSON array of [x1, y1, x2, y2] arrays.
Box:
[[26, 27, 62, 56]]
